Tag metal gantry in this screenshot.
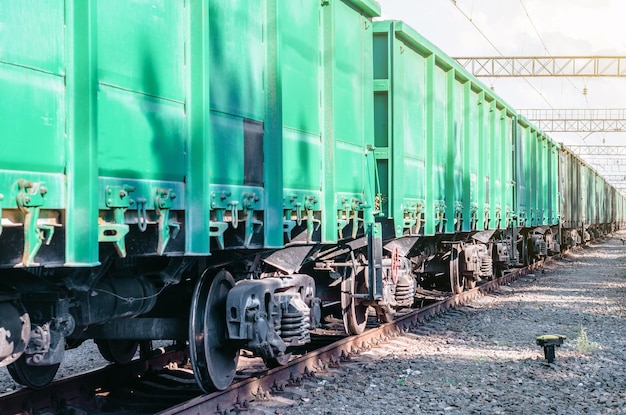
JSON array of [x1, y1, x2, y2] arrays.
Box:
[[518, 109, 626, 133], [516, 110, 626, 193], [454, 56, 626, 77], [566, 146, 626, 156]]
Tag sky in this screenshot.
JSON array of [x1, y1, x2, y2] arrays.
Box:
[[375, 0, 626, 148]]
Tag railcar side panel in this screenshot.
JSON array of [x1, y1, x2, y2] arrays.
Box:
[[476, 95, 492, 231], [97, 1, 186, 181], [549, 141, 561, 225], [280, 0, 323, 244], [492, 108, 515, 229], [587, 170, 597, 227], [318, 1, 379, 243], [206, 0, 270, 249], [529, 130, 540, 226], [96, 1, 189, 258], [579, 163, 589, 236], [594, 175, 603, 226], [559, 148, 577, 230], [481, 98, 497, 231], [372, 23, 428, 237], [534, 132, 541, 226], [502, 113, 516, 229], [575, 156, 585, 229], [0, 1, 81, 267], [513, 119, 560, 229], [373, 22, 519, 237], [460, 84, 476, 233]]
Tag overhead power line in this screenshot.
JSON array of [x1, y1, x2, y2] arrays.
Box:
[[518, 0, 550, 56], [517, 0, 583, 97], [448, 0, 557, 111], [448, 1, 503, 55]]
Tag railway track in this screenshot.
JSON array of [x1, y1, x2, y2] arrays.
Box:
[[0, 258, 547, 415]]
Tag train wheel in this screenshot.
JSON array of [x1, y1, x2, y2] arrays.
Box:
[[189, 269, 240, 392], [7, 356, 59, 390], [0, 300, 30, 367], [449, 247, 463, 294], [341, 266, 368, 335], [95, 340, 139, 364]]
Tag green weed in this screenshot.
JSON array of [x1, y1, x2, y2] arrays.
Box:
[[574, 326, 599, 354]]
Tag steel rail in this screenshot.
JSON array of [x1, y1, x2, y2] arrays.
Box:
[[0, 347, 190, 415], [0, 256, 553, 415], [157, 259, 548, 415]]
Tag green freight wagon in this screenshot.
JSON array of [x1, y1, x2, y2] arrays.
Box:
[[513, 120, 560, 229], [373, 21, 518, 240], [372, 21, 520, 292], [514, 116, 561, 261], [281, 0, 379, 245], [0, 0, 382, 392], [0, 0, 379, 264]]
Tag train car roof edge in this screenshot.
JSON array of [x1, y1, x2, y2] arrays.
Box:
[[374, 19, 561, 150], [342, 0, 381, 17]]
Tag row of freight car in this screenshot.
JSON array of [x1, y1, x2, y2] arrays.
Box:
[[1, 0, 624, 392]]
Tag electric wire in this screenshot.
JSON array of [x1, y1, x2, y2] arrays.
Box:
[[518, 0, 588, 142], [517, 2, 621, 183], [449, 0, 589, 142], [449, 0, 554, 111]]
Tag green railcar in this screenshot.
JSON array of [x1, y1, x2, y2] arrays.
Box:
[[370, 19, 622, 294], [0, 0, 379, 267], [0, 0, 381, 392], [559, 145, 621, 245], [373, 21, 517, 239], [373, 21, 537, 291], [513, 119, 560, 229], [281, 0, 379, 245], [513, 117, 562, 261]]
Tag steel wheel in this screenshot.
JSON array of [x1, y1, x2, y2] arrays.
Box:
[[189, 269, 239, 392], [95, 339, 139, 364], [0, 300, 30, 367], [7, 355, 59, 390], [341, 264, 368, 335], [449, 247, 463, 294]]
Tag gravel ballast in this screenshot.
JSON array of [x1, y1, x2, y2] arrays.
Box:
[[2, 234, 626, 414], [278, 233, 626, 415]]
